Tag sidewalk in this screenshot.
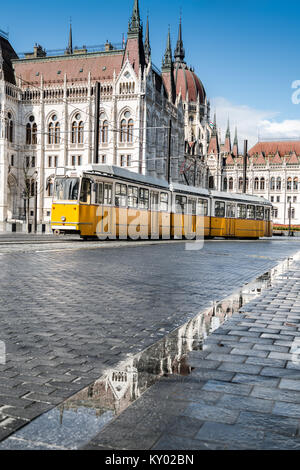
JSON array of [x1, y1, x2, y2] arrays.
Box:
[[81, 253, 300, 450]]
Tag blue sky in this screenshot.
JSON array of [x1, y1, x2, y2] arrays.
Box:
[[3, 0, 300, 146]]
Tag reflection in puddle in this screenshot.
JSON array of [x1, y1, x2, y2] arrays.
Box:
[[0, 256, 295, 449]]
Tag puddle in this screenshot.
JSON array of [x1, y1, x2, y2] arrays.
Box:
[[0, 254, 297, 450]]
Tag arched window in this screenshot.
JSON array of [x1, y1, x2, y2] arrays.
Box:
[[287, 177, 292, 191], [100, 120, 108, 144], [55, 122, 60, 144], [71, 113, 84, 144], [293, 177, 298, 191], [260, 178, 265, 190], [276, 177, 281, 190], [78, 121, 84, 144], [223, 177, 227, 191], [128, 119, 134, 143], [48, 122, 54, 144], [48, 115, 58, 144], [26, 123, 31, 145], [208, 176, 214, 189], [32, 123, 37, 145], [239, 177, 243, 191], [229, 177, 233, 190], [119, 111, 134, 143], [26, 115, 37, 145], [72, 121, 78, 143], [270, 177, 275, 190], [254, 177, 259, 190], [120, 119, 127, 142], [6, 113, 14, 143]]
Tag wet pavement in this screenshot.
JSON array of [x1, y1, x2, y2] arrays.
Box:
[[0, 238, 300, 449]]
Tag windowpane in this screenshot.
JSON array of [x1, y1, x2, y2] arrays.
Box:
[[197, 198, 208, 216], [256, 206, 264, 220], [215, 201, 225, 217], [226, 203, 236, 218], [160, 192, 169, 211], [247, 205, 255, 219], [237, 204, 247, 219]]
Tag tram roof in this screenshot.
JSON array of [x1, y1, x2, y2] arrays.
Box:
[[72, 165, 171, 190], [210, 190, 271, 205]]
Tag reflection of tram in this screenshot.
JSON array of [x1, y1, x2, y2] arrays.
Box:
[[51, 165, 273, 240]]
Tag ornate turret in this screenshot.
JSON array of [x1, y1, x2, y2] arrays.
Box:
[[224, 118, 231, 153], [161, 28, 176, 104], [162, 28, 172, 70], [123, 0, 146, 72], [65, 21, 73, 55], [144, 16, 151, 63], [232, 127, 239, 157], [174, 18, 185, 64], [128, 0, 142, 36]]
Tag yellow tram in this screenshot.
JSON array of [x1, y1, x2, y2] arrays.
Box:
[[51, 165, 273, 240]]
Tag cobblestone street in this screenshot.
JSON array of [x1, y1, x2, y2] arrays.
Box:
[[0, 238, 300, 448]]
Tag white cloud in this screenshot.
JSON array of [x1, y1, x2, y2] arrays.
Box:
[[210, 97, 300, 150]]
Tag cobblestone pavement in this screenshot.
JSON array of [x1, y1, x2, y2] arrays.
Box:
[[0, 238, 299, 445], [80, 250, 300, 450]]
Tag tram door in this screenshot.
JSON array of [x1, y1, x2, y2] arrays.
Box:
[[226, 203, 235, 237], [96, 183, 115, 239], [151, 191, 159, 239]]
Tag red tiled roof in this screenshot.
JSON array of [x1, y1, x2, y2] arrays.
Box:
[[287, 151, 299, 164], [172, 64, 206, 103], [13, 52, 124, 86], [249, 141, 300, 156]]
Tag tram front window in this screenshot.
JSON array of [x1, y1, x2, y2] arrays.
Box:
[[54, 177, 79, 201], [80, 178, 92, 204]]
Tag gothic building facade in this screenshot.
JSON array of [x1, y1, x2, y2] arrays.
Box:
[[206, 123, 300, 227], [0, 0, 212, 232]]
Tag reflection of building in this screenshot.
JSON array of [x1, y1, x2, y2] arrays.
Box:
[[0, 0, 211, 232], [206, 130, 300, 227]]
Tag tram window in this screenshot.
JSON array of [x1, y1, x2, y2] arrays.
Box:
[[197, 199, 208, 216], [104, 184, 112, 205], [226, 203, 236, 218], [95, 182, 103, 204], [80, 178, 91, 203], [128, 186, 138, 208], [175, 195, 187, 213], [237, 204, 247, 219], [160, 193, 169, 212], [215, 201, 225, 217], [139, 188, 149, 209], [256, 206, 264, 220], [247, 205, 255, 219], [151, 192, 159, 211], [188, 198, 196, 215], [115, 183, 127, 207], [54, 177, 79, 201], [265, 208, 270, 221]]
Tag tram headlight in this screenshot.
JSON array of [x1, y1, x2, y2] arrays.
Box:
[[61, 216, 66, 222]]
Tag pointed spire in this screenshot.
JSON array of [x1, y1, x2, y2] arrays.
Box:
[[128, 0, 141, 35], [144, 15, 151, 62], [212, 112, 217, 136], [161, 27, 176, 104], [162, 27, 173, 69], [232, 127, 239, 157], [233, 126, 238, 145], [66, 19, 73, 55], [224, 118, 231, 153], [226, 118, 230, 138], [174, 17, 185, 64]]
